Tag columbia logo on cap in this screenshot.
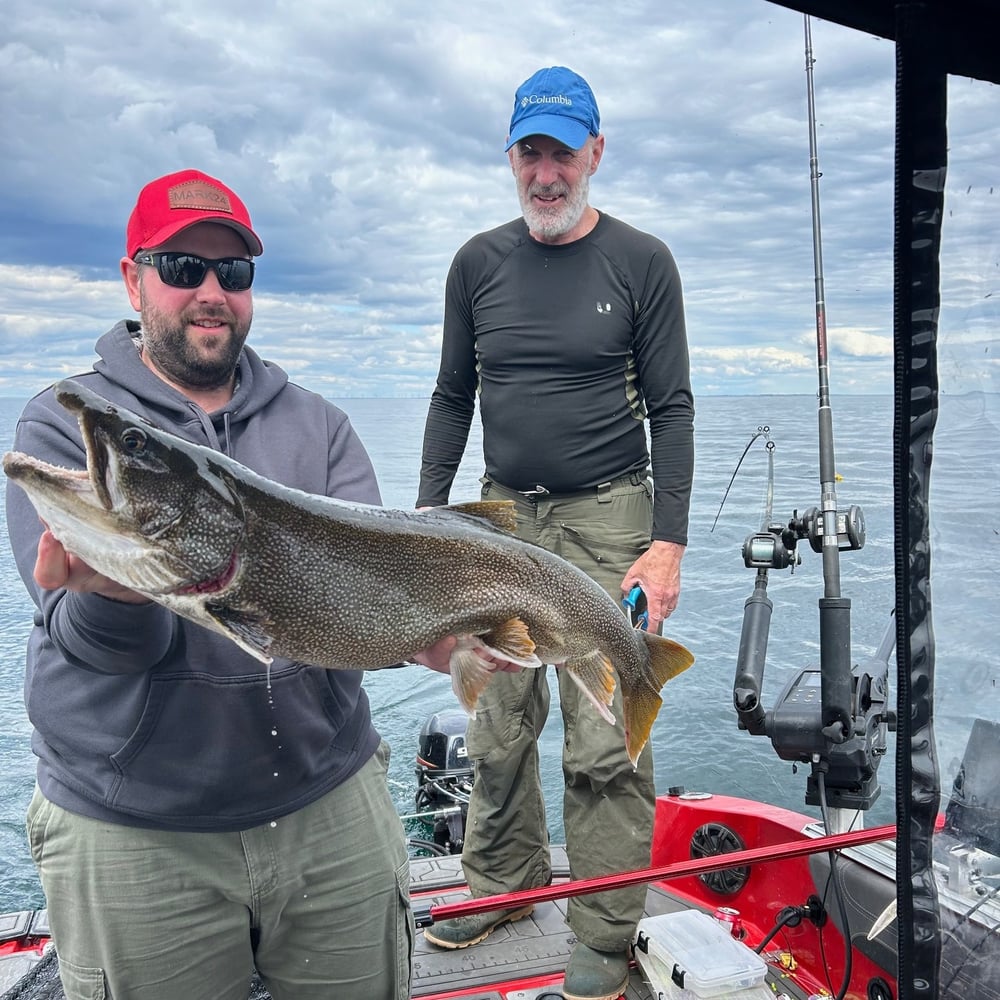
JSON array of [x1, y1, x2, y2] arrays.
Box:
[[519, 94, 573, 109]]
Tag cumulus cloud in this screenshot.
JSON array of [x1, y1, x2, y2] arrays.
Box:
[[0, 0, 995, 398]]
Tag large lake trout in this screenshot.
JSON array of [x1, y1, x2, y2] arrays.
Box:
[[3, 381, 693, 764]]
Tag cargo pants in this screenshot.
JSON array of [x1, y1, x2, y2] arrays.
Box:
[[26, 741, 412, 1000], [461, 473, 656, 954]]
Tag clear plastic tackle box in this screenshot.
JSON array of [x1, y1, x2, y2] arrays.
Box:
[[632, 910, 770, 1000]]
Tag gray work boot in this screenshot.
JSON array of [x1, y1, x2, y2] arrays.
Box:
[[423, 905, 534, 949], [561, 943, 631, 1000]]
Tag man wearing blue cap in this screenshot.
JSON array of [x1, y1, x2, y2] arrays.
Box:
[[418, 66, 694, 1000]]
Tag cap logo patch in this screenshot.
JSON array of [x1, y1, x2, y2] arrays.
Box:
[[520, 94, 573, 109], [167, 180, 233, 214]]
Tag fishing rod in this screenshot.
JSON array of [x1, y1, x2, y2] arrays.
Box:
[[730, 17, 893, 824], [412, 822, 897, 926], [804, 12, 855, 748]]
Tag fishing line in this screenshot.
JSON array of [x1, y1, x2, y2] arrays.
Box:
[[710, 425, 775, 533]]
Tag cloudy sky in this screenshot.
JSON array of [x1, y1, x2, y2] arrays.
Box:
[[0, 0, 996, 399]]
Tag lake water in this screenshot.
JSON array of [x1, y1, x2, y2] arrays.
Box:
[[1, 390, 997, 914]]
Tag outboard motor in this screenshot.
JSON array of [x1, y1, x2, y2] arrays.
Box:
[[414, 709, 474, 853]]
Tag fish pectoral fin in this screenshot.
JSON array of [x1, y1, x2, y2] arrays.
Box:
[[449, 640, 500, 717], [620, 634, 696, 767], [205, 604, 274, 665], [448, 620, 542, 716], [480, 617, 542, 667], [563, 652, 618, 726]]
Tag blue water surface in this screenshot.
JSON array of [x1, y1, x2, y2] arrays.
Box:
[[0, 391, 996, 914]]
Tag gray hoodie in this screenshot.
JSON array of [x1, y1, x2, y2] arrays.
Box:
[[5, 320, 383, 831]]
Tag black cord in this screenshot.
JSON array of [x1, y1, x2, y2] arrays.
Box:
[[817, 768, 854, 1000], [407, 838, 450, 857], [754, 905, 806, 954]]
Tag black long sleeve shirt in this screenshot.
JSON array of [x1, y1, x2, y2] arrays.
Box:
[[418, 212, 694, 545]]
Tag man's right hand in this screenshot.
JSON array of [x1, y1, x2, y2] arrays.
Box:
[[34, 528, 151, 604], [409, 635, 525, 676]]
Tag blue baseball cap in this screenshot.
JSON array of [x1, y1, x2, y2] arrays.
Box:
[[505, 66, 601, 152]]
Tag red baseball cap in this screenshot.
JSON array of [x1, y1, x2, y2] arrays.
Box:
[[126, 169, 263, 258]]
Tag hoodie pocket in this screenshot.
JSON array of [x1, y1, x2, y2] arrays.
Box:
[[107, 665, 362, 824]]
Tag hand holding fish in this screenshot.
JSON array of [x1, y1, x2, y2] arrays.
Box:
[[621, 539, 685, 634], [34, 527, 151, 605], [410, 635, 526, 676]]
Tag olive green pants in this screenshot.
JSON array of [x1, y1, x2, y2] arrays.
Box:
[[464, 475, 656, 953], [27, 742, 412, 1000]]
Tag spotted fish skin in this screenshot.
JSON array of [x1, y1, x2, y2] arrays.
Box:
[[2, 381, 694, 764]]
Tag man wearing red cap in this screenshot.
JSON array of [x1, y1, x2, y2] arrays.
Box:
[[5, 170, 414, 998], [418, 67, 695, 1000]]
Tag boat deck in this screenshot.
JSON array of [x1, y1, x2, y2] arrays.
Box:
[[408, 849, 807, 1000]]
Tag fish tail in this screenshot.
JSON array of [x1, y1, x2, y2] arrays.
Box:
[[644, 632, 695, 687], [621, 634, 695, 766]]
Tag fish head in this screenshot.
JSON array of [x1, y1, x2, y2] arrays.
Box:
[[4, 381, 246, 597]]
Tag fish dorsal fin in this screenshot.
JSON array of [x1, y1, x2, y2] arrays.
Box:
[[438, 500, 517, 534], [204, 603, 274, 664], [562, 651, 617, 726]]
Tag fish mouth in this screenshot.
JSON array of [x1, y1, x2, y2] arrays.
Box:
[[57, 384, 138, 514], [2, 450, 168, 592], [2, 452, 106, 511], [3, 450, 234, 596]]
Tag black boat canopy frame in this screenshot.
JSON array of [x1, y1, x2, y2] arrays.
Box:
[[767, 3, 1000, 999], [770, 0, 1000, 86]]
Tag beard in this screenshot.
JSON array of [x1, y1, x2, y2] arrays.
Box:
[[138, 298, 252, 391], [517, 170, 591, 240]]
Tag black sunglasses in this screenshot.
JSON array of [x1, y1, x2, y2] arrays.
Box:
[[135, 252, 255, 292]]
